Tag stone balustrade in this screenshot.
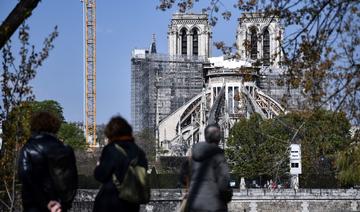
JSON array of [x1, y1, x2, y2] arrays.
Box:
[[71, 189, 360, 212]]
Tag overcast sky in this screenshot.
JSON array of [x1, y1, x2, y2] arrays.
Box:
[[0, 0, 238, 124]]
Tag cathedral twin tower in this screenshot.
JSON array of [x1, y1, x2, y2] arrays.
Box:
[[167, 12, 282, 67], [168, 13, 211, 57]]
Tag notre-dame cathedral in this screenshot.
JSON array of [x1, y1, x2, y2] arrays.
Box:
[[131, 12, 303, 156]]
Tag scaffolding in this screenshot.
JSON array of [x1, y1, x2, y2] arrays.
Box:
[[258, 68, 304, 110], [131, 51, 205, 134]]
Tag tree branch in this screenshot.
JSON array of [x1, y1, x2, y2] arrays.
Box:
[[0, 0, 42, 49]]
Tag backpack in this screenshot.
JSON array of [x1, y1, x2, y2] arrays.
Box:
[[112, 144, 150, 204], [46, 144, 78, 207]]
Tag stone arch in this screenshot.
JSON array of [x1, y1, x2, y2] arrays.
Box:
[[190, 25, 203, 34], [260, 25, 277, 64], [248, 26, 258, 60], [191, 27, 199, 56], [260, 25, 274, 34], [262, 26, 270, 65], [177, 25, 191, 33], [179, 27, 188, 55]]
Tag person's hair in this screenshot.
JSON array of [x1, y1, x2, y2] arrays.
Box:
[[204, 123, 221, 144], [30, 111, 61, 134], [105, 116, 133, 140]]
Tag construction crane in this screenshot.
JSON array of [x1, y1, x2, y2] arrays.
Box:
[[82, 0, 96, 146]]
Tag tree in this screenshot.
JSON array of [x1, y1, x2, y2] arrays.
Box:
[[226, 114, 290, 182], [58, 122, 87, 150], [0, 0, 42, 49], [30, 100, 87, 150], [297, 110, 351, 187], [156, 0, 360, 124], [0, 24, 58, 211], [226, 110, 352, 187], [336, 129, 360, 186], [0, 103, 31, 210], [30, 100, 65, 121]]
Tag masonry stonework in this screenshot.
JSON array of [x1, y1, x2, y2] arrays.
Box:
[[72, 189, 360, 212]]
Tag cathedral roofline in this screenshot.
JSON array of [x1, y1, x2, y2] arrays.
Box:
[[206, 56, 252, 69], [172, 12, 208, 20], [238, 12, 280, 23], [131, 48, 206, 62]]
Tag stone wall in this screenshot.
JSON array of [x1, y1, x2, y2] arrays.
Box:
[[72, 189, 360, 212]]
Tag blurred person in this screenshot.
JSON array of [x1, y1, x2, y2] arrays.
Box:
[[18, 111, 78, 212], [93, 116, 149, 212], [181, 123, 233, 212]]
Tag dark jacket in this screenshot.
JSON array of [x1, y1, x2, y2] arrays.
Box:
[[187, 142, 232, 212], [93, 139, 148, 212], [18, 133, 77, 212]]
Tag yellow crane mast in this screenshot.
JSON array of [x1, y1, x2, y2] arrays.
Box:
[[82, 0, 96, 146]]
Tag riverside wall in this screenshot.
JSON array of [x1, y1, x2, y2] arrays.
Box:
[[72, 189, 360, 212]]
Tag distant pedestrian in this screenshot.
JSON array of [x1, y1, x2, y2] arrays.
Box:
[[93, 116, 149, 212], [184, 123, 233, 212], [18, 111, 78, 212], [271, 181, 277, 191]]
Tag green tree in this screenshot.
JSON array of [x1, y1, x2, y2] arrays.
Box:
[[0, 104, 31, 210], [30, 100, 65, 121], [29, 100, 87, 150], [58, 122, 87, 150], [336, 129, 360, 186], [226, 114, 289, 181], [0, 24, 58, 210], [298, 110, 351, 187], [226, 110, 352, 187]]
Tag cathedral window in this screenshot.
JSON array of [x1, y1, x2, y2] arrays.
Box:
[[250, 27, 258, 60], [263, 28, 270, 65], [192, 28, 199, 56], [181, 28, 187, 55]]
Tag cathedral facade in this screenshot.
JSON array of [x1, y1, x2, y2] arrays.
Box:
[[131, 12, 303, 156]]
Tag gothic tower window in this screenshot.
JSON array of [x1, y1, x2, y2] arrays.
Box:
[[263, 28, 270, 65], [250, 27, 258, 60], [192, 28, 199, 56], [181, 28, 187, 55]]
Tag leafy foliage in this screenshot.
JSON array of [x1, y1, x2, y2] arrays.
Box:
[[298, 110, 351, 187], [226, 114, 290, 181], [30, 100, 87, 150], [0, 104, 31, 209], [30, 100, 65, 121], [226, 110, 352, 187], [336, 129, 360, 186], [58, 122, 87, 150]]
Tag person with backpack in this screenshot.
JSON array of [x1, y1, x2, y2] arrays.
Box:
[[93, 116, 149, 212], [18, 111, 78, 212], [184, 123, 233, 212]]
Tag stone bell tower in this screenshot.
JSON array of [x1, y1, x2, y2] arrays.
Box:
[[236, 12, 283, 67], [168, 13, 211, 58]]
